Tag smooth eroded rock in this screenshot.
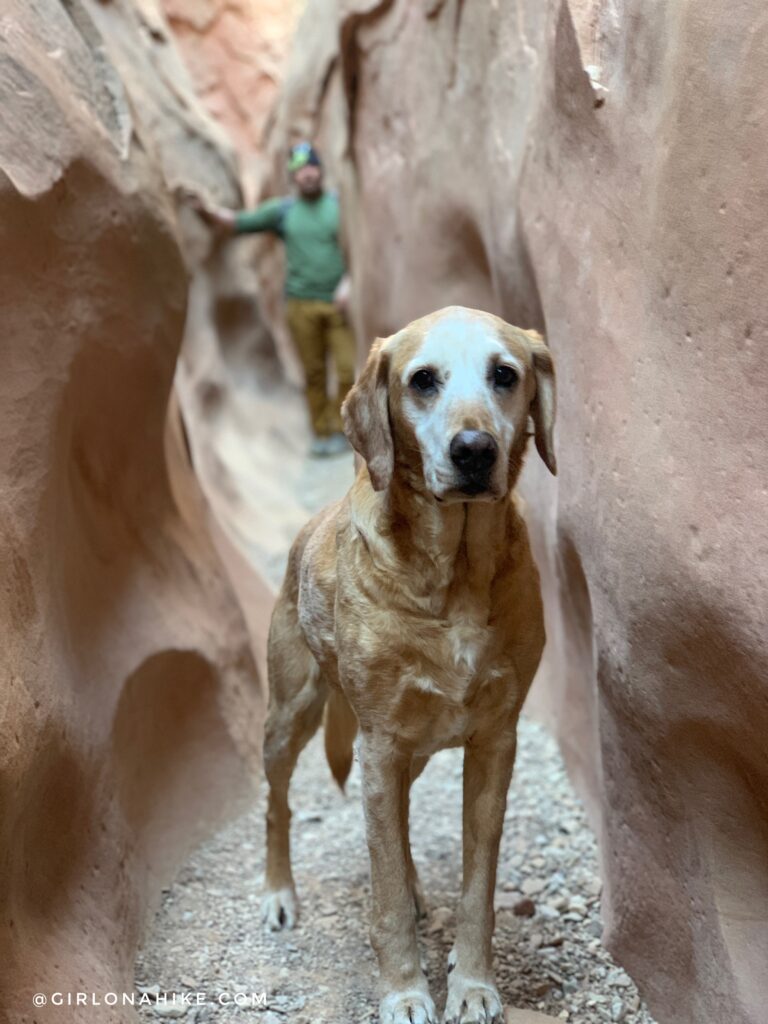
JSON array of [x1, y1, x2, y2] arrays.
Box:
[[0, 2, 266, 1019]]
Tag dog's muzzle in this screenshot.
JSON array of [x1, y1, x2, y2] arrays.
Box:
[[449, 430, 498, 495]]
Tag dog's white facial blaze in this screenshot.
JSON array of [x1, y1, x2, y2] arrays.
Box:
[[401, 314, 529, 501]]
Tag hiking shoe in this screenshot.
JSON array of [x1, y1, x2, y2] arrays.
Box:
[[324, 432, 351, 456], [309, 435, 331, 458]]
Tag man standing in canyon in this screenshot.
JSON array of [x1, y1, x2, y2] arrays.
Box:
[[193, 142, 355, 458]]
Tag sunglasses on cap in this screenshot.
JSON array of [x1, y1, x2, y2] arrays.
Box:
[[288, 142, 322, 173]]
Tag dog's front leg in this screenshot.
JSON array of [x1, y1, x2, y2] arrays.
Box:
[[360, 732, 436, 1024], [444, 733, 517, 1024]]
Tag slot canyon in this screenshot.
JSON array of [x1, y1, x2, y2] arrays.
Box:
[[1, 3, 766, 1024]]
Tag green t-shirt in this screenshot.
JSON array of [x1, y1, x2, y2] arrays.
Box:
[[234, 191, 346, 303]]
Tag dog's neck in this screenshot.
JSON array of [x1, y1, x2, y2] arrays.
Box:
[[359, 473, 520, 615]]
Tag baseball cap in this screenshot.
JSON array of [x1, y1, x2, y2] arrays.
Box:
[[288, 141, 322, 173]]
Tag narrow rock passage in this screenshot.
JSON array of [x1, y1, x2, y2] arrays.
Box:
[[135, 410, 657, 1024]]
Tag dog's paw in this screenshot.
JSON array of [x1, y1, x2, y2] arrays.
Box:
[[260, 886, 298, 931], [443, 978, 503, 1024], [380, 988, 437, 1024]]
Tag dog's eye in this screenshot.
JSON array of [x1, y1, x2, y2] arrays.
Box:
[[494, 365, 519, 389], [410, 368, 437, 393]]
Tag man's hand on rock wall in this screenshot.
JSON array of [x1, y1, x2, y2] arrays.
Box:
[[183, 191, 237, 234]]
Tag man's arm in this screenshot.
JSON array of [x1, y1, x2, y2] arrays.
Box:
[[233, 198, 288, 235], [187, 194, 287, 236]]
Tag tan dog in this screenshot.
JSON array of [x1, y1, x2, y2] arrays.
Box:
[[261, 306, 556, 1024]]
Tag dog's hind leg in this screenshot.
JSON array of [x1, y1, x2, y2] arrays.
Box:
[[261, 594, 326, 931]]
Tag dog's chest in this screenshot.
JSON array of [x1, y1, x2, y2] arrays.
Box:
[[415, 579, 500, 678], [437, 613, 490, 677], [392, 605, 517, 754]]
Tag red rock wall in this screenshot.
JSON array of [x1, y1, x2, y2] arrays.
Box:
[[261, 2, 768, 1022], [161, 0, 303, 160], [0, 2, 267, 1019], [89, 0, 288, 675]]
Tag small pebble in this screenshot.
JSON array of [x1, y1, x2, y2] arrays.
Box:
[[530, 980, 552, 997], [153, 1003, 187, 1019], [296, 810, 323, 823], [611, 996, 627, 1021], [495, 891, 524, 911], [513, 896, 536, 917], [538, 904, 561, 921], [522, 877, 547, 896], [607, 968, 632, 988]]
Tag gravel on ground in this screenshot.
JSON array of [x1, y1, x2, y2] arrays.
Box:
[[135, 717, 656, 1024]]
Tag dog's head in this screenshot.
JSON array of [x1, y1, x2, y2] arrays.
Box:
[[342, 306, 556, 502]]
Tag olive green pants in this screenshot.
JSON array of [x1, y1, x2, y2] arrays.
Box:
[[285, 298, 356, 437]]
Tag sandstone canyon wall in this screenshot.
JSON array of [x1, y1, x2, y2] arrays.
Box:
[[86, 0, 290, 678], [160, 0, 304, 174], [261, 3, 768, 1023], [0, 2, 271, 1019]]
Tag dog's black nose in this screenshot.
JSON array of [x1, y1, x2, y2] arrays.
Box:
[[449, 431, 498, 475]]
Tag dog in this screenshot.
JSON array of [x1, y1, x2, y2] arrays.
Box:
[[261, 306, 556, 1024]]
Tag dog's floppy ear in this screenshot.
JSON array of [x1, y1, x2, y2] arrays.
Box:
[[341, 337, 394, 491], [525, 329, 557, 476]]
